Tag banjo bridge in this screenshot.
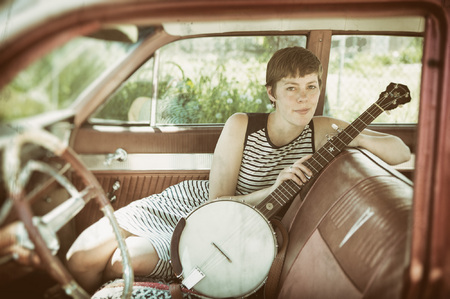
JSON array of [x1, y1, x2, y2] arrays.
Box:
[[212, 242, 232, 263]]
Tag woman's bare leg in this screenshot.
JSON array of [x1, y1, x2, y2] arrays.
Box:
[[103, 236, 159, 282], [66, 217, 159, 293], [66, 218, 118, 293]]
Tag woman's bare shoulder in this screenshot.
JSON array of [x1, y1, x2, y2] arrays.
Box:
[[227, 112, 248, 125]]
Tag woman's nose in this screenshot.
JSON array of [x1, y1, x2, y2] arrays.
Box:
[[297, 90, 307, 102]]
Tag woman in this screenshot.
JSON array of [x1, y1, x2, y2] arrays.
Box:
[[66, 47, 411, 293]]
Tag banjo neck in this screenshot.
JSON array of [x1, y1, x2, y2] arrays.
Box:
[[255, 83, 411, 219]]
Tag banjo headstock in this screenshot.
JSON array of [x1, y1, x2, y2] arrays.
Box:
[[377, 82, 411, 111]]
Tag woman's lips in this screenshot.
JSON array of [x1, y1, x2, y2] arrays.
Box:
[[295, 108, 310, 115]]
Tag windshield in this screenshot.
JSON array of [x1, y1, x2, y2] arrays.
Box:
[[0, 36, 135, 122]]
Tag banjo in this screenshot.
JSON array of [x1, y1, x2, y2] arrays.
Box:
[[170, 83, 411, 298]]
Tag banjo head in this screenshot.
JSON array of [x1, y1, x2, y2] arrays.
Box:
[[178, 200, 277, 298]]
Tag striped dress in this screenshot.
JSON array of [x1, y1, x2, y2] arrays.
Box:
[[114, 113, 315, 278]]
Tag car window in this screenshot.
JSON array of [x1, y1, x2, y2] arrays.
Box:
[[324, 35, 422, 123], [91, 56, 155, 123], [0, 36, 134, 122], [156, 36, 307, 124], [90, 35, 307, 125]]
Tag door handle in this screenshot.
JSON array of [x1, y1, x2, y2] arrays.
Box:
[[104, 148, 128, 166]]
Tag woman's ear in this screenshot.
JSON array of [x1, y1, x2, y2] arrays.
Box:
[[266, 86, 276, 102]]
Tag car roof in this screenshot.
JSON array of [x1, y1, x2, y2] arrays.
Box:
[[0, 0, 431, 88], [0, 0, 425, 45]]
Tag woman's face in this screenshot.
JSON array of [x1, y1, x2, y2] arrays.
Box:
[[268, 73, 320, 127]]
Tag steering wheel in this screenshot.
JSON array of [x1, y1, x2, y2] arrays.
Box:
[[0, 128, 134, 299]]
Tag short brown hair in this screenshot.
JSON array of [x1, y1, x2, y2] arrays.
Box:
[[265, 47, 323, 94]]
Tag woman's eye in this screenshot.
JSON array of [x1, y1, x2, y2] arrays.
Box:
[[287, 86, 295, 91], [308, 85, 317, 90]]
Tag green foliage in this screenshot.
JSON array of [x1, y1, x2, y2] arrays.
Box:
[[157, 64, 270, 124], [399, 38, 423, 64], [0, 87, 47, 121], [0, 37, 131, 122], [146, 36, 308, 124]]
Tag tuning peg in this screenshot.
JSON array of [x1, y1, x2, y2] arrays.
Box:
[[399, 104, 404, 108], [386, 110, 391, 115], [332, 123, 342, 133]]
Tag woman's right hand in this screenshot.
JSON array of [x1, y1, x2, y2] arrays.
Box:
[[272, 154, 313, 191]]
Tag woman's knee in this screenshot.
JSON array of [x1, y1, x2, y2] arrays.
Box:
[[66, 218, 121, 273], [104, 236, 159, 278]]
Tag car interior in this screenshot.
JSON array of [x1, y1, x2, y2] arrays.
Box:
[[1, 1, 445, 298]]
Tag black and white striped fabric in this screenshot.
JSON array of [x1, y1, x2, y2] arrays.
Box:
[[236, 113, 314, 195], [114, 113, 314, 279], [115, 180, 209, 278]]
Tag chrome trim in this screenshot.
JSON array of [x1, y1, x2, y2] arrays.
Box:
[[102, 205, 133, 299], [394, 154, 415, 171], [150, 49, 160, 127], [80, 153, 213, 171], [80, 152, 413, 172]]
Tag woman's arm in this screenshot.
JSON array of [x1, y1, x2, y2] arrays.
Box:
[[208, 113, 247, 201], [209, 113, 312, 206], [313, 116, 411, 165]]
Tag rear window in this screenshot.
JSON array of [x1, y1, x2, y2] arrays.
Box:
[[324, 35, 422, 123]]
